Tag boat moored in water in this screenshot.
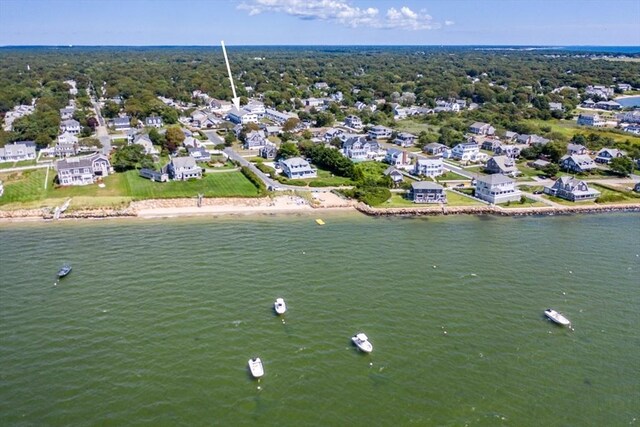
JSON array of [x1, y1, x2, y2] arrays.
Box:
[[274, 298, 287, 315], [57, 264, 72, 278], [544, 308, 571, 327], [352, 332, 373, 353], [248, 357, 264, 378]]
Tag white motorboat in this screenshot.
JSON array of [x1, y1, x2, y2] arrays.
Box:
[[544, 308, 571, 327], [351, 332, 373, 353], [248, 357, 264, 378], [274, 298, 287, 315]]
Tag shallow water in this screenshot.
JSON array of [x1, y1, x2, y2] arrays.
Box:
[[1, 213, 639, 425]]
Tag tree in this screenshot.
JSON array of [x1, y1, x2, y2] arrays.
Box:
[[542, 142, 564, 163], [111, 144, 153, 172], [87, 116, 99, 129], [282, 117, 300, 132], [542, 163, 560, 178], [224, 132, 235, 147], [276, 142, 300, 160], [609, 156, 634, 176], [164, 126, 185, 152]]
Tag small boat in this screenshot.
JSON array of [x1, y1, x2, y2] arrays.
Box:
[[315, 219, 325, 225], [274, 298, 287, 315], [57, 264, 72, 278], [351, 332, 373, 353], [544, 308, 571, 327], [248, 357, 264, 378]]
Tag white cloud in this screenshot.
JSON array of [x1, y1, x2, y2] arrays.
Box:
[[445, 20, 455, 26], [238, 0, 441, 31]]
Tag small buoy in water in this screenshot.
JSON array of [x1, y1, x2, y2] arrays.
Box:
[[257, 386, 261, 390], [569, 270, 573, 274], [443, 331, 447, 335], [302, 251, 306, 254], [433, 265, 437, 269], [369, 362, 373, 366], [562, 291, 566, 295], [470, 273, 477, 277]]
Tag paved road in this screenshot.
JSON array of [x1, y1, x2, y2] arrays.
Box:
[[202, 130, 224, 145], [90, 97, 111, 154]]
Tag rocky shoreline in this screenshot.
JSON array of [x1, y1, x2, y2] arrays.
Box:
[[356, 202, 640, 217]]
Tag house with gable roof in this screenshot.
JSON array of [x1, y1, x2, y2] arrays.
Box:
[[594, 148, 625, 164], [56, 153, 111, 185], [560, 154, 597, 173], [409, 181, 447, 203], [164, 156, 202, 180], [544, 177, 600, 201], [485, 156, 520, 176], [279, 157, 317, 179], [474, 174, 521, 204]]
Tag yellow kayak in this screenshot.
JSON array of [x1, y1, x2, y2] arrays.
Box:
[[315, 219, 325, 225]]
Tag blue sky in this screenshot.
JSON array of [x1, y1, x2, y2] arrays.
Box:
[[1, 0, 639, 46]]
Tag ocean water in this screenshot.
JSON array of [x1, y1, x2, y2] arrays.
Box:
[[616, 96, 640, 108], [0, 213, 639, 426]]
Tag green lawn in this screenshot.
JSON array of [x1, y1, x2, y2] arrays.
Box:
[[525, 118, 640, 145], [436, 171, 468, 181], [0, 159, 38, 169], [0, 168, 261, 209], [444, 190, 484, 206], [122, 170, 260, 199], [379, 190, 483, 208], [499, 197, 548, 208], [395, 118, 440, 135]]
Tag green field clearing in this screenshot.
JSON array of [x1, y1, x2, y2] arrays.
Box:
[[525, 118, 640, 145], [0, 168, 260, 209], [394, 118, 440, 135]]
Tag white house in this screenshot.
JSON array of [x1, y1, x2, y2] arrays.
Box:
[[243, 101, 266, 118], [164, 156, 202, 180], [60, 119, 81, 135], [228, 108, 259, 125], [474, 174, 522, 204], [577, 113, 605, 127], [450, 142, 480, 161], [544, 177, 600, 202], [145, 116, 164, 128], [56, 153, 111, 185], [342, 136, 381, 161], [133, 134, 159, 155], [413, 157, 443, 177], [0, 141, 37, 163], [265, 108, 298, 125], [279, 157, 317, 179]]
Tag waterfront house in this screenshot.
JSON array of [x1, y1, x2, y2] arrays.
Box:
[[577, 113, 605, 127], [423, 142, 447, 156], [409, 181, 447, 204], [469, 122, 495, 136], [394, 132, 417, 147], [566, 143, 588, 155], [344, 115, 363, 130], [560, 154, 597, 173], [279, 157, 317, 179], [165, 156, 202, 180], [618, 83, 633, 92], [413, 157, 443, 177], [383, 166, 404, 185], [60, 119, 81, 135], [0, 141, 37, 163], [544, 177, 600, 202], [450, 142, 480, 161], [368, 125, 393, 140], [595, 100, 622, 111], [594, 148, 625, 164], [617, 111, 640, 124], [244, 130, 268, 150], [585, 85, 614, 99], [113, 116, 131, 131], [485, 156, 520, 176], [139, 168, 169, 182], [145, 116, 164, 128], [474, 174, 522, 204], [56, 153, 111, 185]]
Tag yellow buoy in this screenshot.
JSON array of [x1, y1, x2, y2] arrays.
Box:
[[315, 219, 325, 225]]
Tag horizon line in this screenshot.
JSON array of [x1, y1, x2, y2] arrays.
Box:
[[1, 44, 639, 48]]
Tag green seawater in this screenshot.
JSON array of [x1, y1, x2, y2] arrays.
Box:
[[1, 213, 639, 426]]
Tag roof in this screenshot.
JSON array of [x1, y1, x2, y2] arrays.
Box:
[[281, 157, 311, 168], [476, 173, 514, 185], [113, 117, 130, 125], [412, 181, 444, 190], [171, 156, 197, 169], [56, 153, 108, 170], [470, 121, 490, 129], [383, 166, 402, 176]]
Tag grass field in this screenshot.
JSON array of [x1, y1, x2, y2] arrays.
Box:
[[525, 118, 640, 145], [380, 190, 483, 208], [395, 118, 440, 135], [0, 168, 260, 210], [499, 197, 547, 208], [436, 171, 468, 181]]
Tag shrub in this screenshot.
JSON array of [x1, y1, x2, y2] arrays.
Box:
[[595, 194, 625, 203], [240, 166, 267, 195]]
